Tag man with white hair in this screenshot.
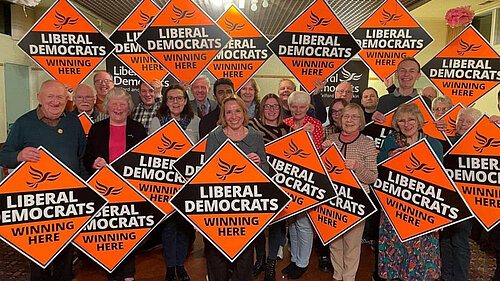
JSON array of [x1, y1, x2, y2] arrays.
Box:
[[72, 84, 106, 122], [189, 75, 217, 118]]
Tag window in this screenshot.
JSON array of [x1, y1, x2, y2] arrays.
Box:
[[472, 11, 492, 41], [0, 2, 11, 36]]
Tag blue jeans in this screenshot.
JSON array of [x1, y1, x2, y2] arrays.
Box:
[[255, 220, 286, 259], [162, 213, 191, 266], [440, 219, 472, 281], [289, 213, 313, 268]]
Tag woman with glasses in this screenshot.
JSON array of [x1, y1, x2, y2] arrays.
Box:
[[323, 99, 348, 140], [377, 103, 442, 281], [149, 84, 200, 281], [321, 103, 377, 281], [248, 93, 291, 281]]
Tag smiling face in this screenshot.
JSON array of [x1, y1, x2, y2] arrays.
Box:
[[239, 81, 256, 104], [331, 101, 345, 127], [223, 100, 244, 131], [107, 97, 129, 125], [166, 88, 187, 118], [341, 108, 361, 134], [432, 101, 451, 119], [94, 72, 114, 101], [395, 60, 421, 93], [263, 97, 280, 124], [37, 80, 68, 119], [73, 85, 96, 114], [139, 82, 156, 107], [278, 80, 296, 105], [290, 102, 308, 122], [214, 84, 234, 105], [361, 89, 378, 110], [191, 78, 210, 103], [396, 112, 418, 138], [335, 82, 353, 102], [456, 114, 475, 135]]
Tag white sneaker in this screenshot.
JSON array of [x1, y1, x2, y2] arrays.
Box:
[[277, 245, 284, 259]]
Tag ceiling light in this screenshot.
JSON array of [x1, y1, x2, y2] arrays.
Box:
[[262, 0, 268, 8], [251, 3, 257, 11]]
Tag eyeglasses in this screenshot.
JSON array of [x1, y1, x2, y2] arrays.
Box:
[[94, 79, 112, 84], [331, 109, 342, 115], [263, 104, 280, 110], [167, 96, 185, 102], [336, 89, 353, 94], [342, 114, 360, 120], [75, 95, 95, 101]]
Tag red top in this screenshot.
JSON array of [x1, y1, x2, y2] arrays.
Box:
[[109, 124, 126, 162], [284, 115, 323, 151]]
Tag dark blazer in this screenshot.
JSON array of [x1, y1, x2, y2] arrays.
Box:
[[83, 118, 147, 173], [189, 99, 217, 118]]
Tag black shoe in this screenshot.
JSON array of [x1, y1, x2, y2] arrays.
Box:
[[165, 267, 176, 281], [263, 258, 276, 281], [176, 265, 190, 281], [281, 262, 296, 275], [287, 265, 307, 279], [318, 255, 331, 272], [252, 255, 266, 278]]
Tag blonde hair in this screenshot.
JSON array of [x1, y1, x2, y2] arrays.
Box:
[[340, 103, 366, 131], [103, 87, 135, 115], [288, 91, 311, 108], [392, 103, 425, 131], [218, 95, 249, 127]]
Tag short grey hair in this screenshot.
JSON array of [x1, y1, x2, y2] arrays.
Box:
[[457, 107, 482, 123], [72, 84, 96, 97], [103, 87, 135, 115], [288, 91, 311, 107], [194, 75, 211, 89], [432, 95, 453, 111]]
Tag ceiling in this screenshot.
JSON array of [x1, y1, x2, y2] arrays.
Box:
[[68, 0, 430, 38]]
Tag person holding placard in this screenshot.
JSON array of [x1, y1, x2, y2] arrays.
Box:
[[149, 84, 200, 281], [248, 93, 291, 281], [377, 103, 442, 281], [431, 96, 453, 119], [84, 87, 147, 281], [0, 79, 87, 281], [322, 103, 377, 281], [205, 95, 268, 281], [281, 91, 323, 279]]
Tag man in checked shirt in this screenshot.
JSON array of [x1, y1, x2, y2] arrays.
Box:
[[131, 79, 163, 131]]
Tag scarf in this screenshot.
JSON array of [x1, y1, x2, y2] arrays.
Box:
[[158, 114, 191, 130]]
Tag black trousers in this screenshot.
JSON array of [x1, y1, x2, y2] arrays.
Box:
[[30, 244, 73, 281], [205, 238, 253, 281]]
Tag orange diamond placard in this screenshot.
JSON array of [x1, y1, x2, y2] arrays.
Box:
[[17, 0, 115, 90], [111, 119, 193, 218], [437, 103, 465, 138], [352, 0, 433, 81], [308, 144, 377, 245], [73, 166, 164, 272], [207, 5, 271, 92], [444, 115, 500, 231], [173, 134, 209, 181], [372, 139, 471, 242], [266, 129, 337, 222], [363, 96, 451, 152], [268, 0, 361, 93], [136, 0, 231, 83], [109, 0, 169, 85], [170, 140, 290, 261], [78, 112, 93, 136], [422, 26, 500, 106], [0, 147, 107, 268]]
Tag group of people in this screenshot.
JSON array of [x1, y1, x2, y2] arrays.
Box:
[[0, 55, 499, 281]]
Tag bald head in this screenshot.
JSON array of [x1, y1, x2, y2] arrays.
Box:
[[37, 80, 68, 119], [422, 86, 437, 101], [335, 81, 353, 103]]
